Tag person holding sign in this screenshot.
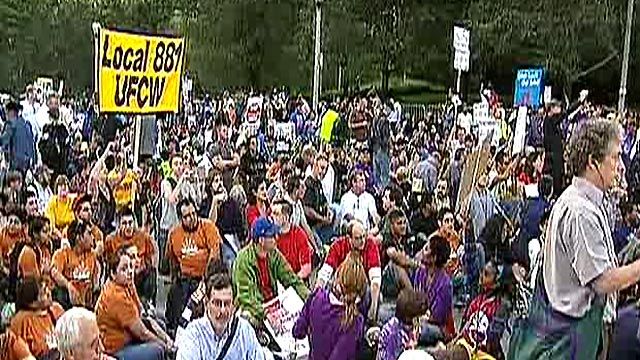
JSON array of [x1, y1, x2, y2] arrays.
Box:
[[232, 217, 309, 329]]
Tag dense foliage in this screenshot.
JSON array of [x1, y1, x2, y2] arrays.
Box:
[[0, 0, 635, 104]]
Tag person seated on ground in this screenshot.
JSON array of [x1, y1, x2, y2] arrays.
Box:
[[95, 245, 173, 360], [71, 194, 105, 257], [271, 201, 312, 282], [176, 262, 267, 360], [0, 205, 27, 271], [51, 220, 99, 309], [56, 307, 117, 360], [164, 198, 221, 332], [432, 208, 461, 277], [10, 276, 65, 358], [104, 208, 157, 305], [460, 261, 512, 360], [0, 328, 34, 360], [293, 253, 367, 360], [15, 216, 53, 280], [232, 216, 309, 330], [376, 288, 428, 360], [45, 175, 77, 239], [316, 219, 381, 324], [379, 209, 417, 323], [413, 234, 454, 345]]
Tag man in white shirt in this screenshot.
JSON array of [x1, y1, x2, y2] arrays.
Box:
[[340, 169, 380, 231]]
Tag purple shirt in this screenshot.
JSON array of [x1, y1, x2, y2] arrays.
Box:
[[293, 289, 364, 360], [376, 317, 417, 360], [412, 267, 453, 328]]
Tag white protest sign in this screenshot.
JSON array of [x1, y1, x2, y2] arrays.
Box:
[[242, 96, 264, 136], [473, 102, 489, 123], [544, 86, 552, 104], [274, 122, 296, 153], [512, 106, 528, 155], [453, 26, 470, 72], [263, 287, 309, 358], [477, 120, 501, 147]]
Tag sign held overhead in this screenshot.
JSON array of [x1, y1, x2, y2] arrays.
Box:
[[96, 28, 185, 114]]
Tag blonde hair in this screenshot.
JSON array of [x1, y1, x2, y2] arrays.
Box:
[[333, 252, 367, 329]]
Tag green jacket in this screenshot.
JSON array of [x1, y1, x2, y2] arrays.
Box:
[[232, 244, 309, 324]]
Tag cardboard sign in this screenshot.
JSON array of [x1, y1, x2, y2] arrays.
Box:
[[263, 287, 309, 358], [320, 109, 339, 143], [97, 28, 185, 113]]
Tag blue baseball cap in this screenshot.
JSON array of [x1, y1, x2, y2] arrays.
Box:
[[252, 217, 280, 239]]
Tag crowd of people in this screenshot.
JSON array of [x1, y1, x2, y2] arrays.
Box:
[[0, 82, 637, 360]]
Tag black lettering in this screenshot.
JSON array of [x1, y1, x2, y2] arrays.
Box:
[[123, 48, 134, 71], [150, 76, 166, 107], [174, 43, 183, 72], [164, 42, 175, 72], [133, 49, 145, 72], [128, 75, 138, 107], [144, 40, 150, 72], [112, 46, 123, 70], [101, 34, 111, 67], [114, 74, 127, 106], [138, 76, 149, 108], [153, 42, 165, 72]]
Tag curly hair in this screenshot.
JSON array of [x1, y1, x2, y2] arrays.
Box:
[[566, 119, 620, 178]]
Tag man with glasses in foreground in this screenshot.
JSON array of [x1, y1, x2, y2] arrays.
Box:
[[176, 265, 267, 360]]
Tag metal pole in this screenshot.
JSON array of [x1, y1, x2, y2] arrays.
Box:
[[92, 22, 101, 114], [619, 0, 635, 114], [312, 0, 322, 116]]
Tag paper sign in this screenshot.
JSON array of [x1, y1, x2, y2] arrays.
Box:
[[263, 287, 309, 358], [512, 106, 528, 155], [544, 86, 552, 104], [473, 102, 489, 123], [274, 122, 296, 153]]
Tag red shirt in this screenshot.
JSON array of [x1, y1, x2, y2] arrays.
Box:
[[246, 205, 270, 228], [256, 255, 274, 302], [325, 236, 381, 274], [276, 226, 311, 274]]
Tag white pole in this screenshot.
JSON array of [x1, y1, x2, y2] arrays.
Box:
[[92, 22, 101, 115], [312, 0, 322, 116], [619, 0, 635, 114]]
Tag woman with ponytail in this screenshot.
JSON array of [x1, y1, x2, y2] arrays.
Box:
[[293, 252, 367, 360]]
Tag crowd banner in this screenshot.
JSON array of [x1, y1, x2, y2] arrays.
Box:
[[96, 28, 185, 114], [514, 68, 543, 108], [512, 106, 528, 155], [263, 287, 310, 358]]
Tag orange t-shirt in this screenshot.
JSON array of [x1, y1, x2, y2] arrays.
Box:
[[52, 247, 99, 307], [104, 230, 155, 269], [95, 280, 141, 354], [18, 243, 52, 279], [0, 229, 27, 262], [10, 303, 64, 357], [166, 219, 221, 278], [2, 329, 33, 360]]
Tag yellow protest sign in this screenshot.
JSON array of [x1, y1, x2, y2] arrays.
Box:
[[320, 110, 339, 142], [97, 28, 185, 113]]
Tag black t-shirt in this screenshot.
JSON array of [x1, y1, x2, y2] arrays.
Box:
[[303, 176, 328, 227]]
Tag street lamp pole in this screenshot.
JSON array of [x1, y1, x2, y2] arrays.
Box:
[[312, 0, 323, 116], [618, 0, 635, 114]]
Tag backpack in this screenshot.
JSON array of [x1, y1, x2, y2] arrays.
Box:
[[7, 242, 38, 303]]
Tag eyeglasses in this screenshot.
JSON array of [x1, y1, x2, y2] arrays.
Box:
[[210, 298, 234, 309]]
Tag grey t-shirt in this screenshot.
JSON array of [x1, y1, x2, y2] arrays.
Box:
[[542, 177, 618, 321]]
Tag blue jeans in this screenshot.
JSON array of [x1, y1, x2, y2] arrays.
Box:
[[115, 342, 164, 360], [373, 148, 391, 190]]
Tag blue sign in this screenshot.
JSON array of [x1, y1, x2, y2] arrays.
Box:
[[514, 68, 544, 108]]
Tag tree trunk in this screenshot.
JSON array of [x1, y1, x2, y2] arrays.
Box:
[[381, 65, 391, 95]]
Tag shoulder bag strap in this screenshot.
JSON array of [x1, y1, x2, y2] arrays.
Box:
[[215, 315, 240, 360]]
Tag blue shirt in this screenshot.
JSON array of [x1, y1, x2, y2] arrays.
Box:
[[176, 315, 266, 360]]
